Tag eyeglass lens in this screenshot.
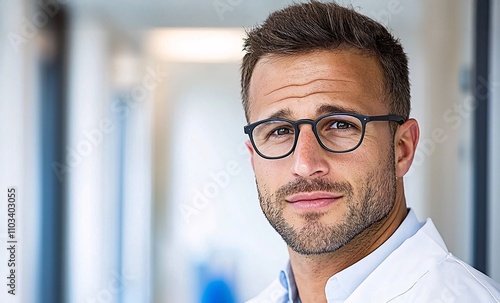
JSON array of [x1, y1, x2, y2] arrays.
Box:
[[251, 114, 363, 158]]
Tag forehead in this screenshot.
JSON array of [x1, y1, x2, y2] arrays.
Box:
[[247, 50, 386, 122]]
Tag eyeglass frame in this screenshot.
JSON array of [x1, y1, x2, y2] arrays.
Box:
[[243, 112, 406, 160]]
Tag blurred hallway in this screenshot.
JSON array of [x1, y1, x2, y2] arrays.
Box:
[[0, 0, 499, 302]]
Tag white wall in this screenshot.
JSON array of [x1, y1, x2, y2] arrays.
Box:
[[65, 13, 120, 303], [413, 0, 474, 264], [66, 14, 154, 303]]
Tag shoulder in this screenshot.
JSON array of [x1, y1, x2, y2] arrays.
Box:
[[391, 219, 500, 301], [347, 218, 500, 302], [244, 278, 289, 303], [400, 253, 500, 301], [404, 219, 500, 301]]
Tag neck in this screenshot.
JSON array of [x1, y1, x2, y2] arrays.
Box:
[[290, 181, 408, 303]]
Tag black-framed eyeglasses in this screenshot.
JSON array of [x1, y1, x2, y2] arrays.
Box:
[[244, 113, 406, 159]]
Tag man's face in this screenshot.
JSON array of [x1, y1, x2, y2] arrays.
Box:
[[246, 50, 398, 255]]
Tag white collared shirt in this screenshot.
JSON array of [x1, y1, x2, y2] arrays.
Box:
[[245, 210, 500, 302]]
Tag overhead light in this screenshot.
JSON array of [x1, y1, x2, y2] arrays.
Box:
[[148, 28, 245, 63]]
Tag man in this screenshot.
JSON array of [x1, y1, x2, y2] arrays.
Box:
[[240, 1, 500, 302]]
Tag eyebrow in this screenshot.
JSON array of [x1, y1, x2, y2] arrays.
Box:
[[316, 104, 362, 116], [266, 108, 294, 120], [264, 104, 362, 121]]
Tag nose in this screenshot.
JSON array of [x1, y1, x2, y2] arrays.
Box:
[[291, 125, 330, 178]]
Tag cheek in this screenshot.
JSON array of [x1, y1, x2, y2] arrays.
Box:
[[252, 142, 391, 193], [334, 155, 366, 195], [333, 149, 371, 172], [335, 146, 386, 185], [357, 133, 392, 165], [253, 158, 287, 191]]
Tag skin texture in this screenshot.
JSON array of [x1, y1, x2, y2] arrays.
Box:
[[246, 50, 420, 302]]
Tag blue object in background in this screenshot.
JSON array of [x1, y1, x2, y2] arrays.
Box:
[[197, 260, 237, 303], [201, 278, 236, 303]]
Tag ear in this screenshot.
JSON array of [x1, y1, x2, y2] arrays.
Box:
[[394, 118, 420, 178], [245, 140, 256, 172]]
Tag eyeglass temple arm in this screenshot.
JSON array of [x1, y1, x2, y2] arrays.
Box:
[[368, 115, 406, 124]]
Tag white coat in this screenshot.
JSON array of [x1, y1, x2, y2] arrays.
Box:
[[247, 219, 500, 303]]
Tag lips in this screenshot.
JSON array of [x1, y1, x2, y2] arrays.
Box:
[[286, 192, 343, 210]]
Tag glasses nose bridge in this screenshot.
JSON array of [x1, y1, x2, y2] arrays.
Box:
[[294, 118, 316, 131], [293, 118, 321, 145]]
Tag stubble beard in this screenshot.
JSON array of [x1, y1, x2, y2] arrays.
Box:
[[257, 152, 397, 255]]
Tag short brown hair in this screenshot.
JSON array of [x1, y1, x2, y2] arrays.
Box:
[[241, 0, 410, 122]]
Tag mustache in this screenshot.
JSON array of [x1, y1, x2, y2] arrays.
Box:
[[274, 178, 353, 201]]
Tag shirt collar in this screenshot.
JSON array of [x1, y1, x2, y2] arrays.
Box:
[[279, 261, 299, 302], [278, 209, 423, 303], [325, 208, 423, 302]]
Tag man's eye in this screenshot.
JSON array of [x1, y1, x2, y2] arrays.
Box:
[[272, 127, 294, 136], [331, 121, 353, 129]]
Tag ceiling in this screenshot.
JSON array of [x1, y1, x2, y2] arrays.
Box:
[[63, 0, 399, 29]]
